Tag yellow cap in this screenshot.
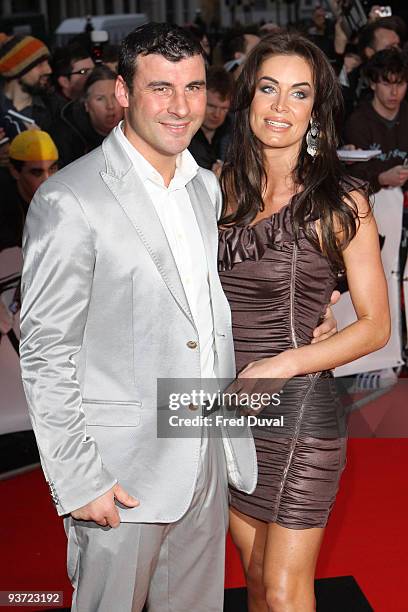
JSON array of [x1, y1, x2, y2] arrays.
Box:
[[9, 130, 58, 162]]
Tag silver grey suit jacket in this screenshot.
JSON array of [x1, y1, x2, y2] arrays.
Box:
[[20, 129, 257, 522]]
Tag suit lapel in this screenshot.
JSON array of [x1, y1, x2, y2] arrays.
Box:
[[187, 174, 219, 288], [101, 131, 194, 326]]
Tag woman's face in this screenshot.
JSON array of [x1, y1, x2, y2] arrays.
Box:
[[249, 54, 315, 156], [85, 79, 123, 135]]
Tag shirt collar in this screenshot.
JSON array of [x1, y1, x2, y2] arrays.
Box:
[[115, 121, 198, 190]]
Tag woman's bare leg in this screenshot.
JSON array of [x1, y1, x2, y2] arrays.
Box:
[[262, 523, 325, 612], [229, 507, 268, 612]]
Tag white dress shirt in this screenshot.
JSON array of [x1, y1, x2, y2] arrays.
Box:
[[115, 123, 215, 379]]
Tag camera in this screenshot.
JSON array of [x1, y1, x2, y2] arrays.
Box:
[[376, 6, 392, 18], [90, 29, 109, 64], [328, 1, 393, 39]]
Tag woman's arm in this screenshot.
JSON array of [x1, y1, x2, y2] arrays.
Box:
[[239, 190, 390, 380]]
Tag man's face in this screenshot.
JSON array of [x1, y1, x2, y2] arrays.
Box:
[[313, 7, 326, 28], [59, 57, 94, 100], [372, 28, 400, 53], [10, 159, 58, 202], [203, 90, 231, 132], [19, 59, 51, 95], [116, 53, 207, 169], [372, 74, 407, 115]]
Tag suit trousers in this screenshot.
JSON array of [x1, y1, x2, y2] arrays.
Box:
[[65, 433, 229, 612]]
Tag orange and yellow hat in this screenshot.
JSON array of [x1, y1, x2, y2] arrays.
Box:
[[0, 34, 49, 79]]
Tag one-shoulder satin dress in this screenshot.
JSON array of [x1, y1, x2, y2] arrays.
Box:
[[218, 202, 347, 529]]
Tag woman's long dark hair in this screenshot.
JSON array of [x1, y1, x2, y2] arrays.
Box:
[[220, 31, 367, 271]]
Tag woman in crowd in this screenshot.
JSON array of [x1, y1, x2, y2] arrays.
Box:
[[49, 64, 123, 168], [218, 32, 390, 611]]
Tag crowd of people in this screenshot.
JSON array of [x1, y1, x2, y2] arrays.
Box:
[[0, 6, 407, 390], [1, 8, 408, 250], [0, 12, 401, 612]]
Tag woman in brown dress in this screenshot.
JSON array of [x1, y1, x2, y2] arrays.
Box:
[[218, 32, 390, 611]]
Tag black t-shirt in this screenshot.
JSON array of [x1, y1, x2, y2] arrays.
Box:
[[188, 119, 232, 170], [345, 100, 408, 192]]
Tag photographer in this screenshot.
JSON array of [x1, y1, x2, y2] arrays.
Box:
[[307, 4, 337, 62]]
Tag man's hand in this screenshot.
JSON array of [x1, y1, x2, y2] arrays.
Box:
[[26, 122, 41, 131], [71, 483, 139, 528], [368, 5, 384, 22], [311, 290, 340, 344], [343, 53, 361, 74], [0, 301, 14, 334], [379, 165, 408, 188]]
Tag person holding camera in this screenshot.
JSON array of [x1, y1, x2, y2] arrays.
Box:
[[307, 4, 337, 62]]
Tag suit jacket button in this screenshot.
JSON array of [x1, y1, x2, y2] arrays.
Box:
[[186, 340, 198, 349]]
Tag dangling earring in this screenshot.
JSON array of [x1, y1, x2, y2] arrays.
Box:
[[306, 119, 320, 158]]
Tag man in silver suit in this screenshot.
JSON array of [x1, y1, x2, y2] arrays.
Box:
[[20, 23, 336, 612]]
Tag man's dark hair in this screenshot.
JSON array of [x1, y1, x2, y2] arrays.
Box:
[[358, 17, 402, 58], [364, 48, 408, 83], [206, 66, 234, 100], [118, 22, 205, 93], [51, 42, 92, 78]]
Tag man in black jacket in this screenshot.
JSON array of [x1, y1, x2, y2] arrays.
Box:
[[51, 42, 95, 104], [0, 35, 54, 138], [345, 48, 408, 192], [0, 130, 58, 251], [188, 66, 234, 172]]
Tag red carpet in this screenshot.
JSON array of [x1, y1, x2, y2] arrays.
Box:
[[0, 438, 407, 611], [225, 438, 408, 611]]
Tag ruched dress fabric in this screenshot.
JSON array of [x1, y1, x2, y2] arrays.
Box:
[[218, 202, 347, 529]]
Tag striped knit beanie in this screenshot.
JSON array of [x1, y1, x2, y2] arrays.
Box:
[[0, 35, 50, 80]]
